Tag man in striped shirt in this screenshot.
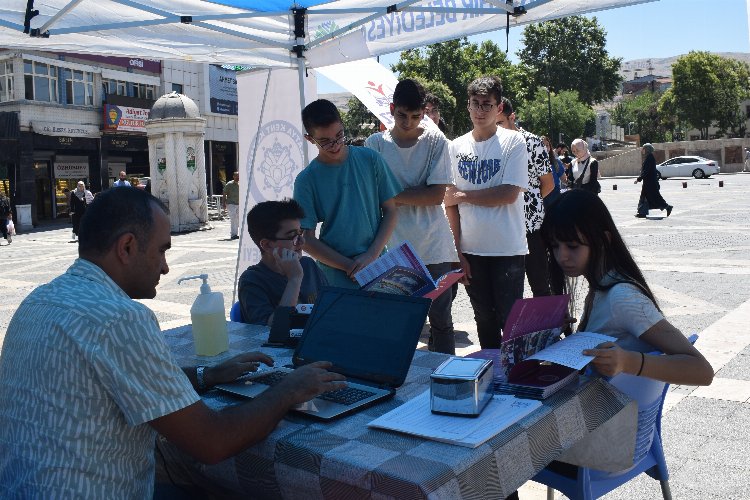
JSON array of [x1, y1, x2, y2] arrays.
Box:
[[0, 187, 345, 498]]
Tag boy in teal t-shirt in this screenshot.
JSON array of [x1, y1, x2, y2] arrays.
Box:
[[293, 99, 401, 288]]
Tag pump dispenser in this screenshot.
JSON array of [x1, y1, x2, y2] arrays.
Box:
[[178, 274, 229, 356]]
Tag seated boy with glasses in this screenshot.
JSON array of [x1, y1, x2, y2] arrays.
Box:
[[293, 99, 402, 288], [238, 199, 327, 325]]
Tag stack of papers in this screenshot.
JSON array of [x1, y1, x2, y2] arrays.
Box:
[[368, 391, 542, 448]]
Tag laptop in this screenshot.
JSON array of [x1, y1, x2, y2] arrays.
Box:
[[216, 287, 431, 420]]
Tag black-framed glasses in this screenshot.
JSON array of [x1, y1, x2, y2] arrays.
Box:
[[467, 102, 496, 113], [309, 131, 346, 151], [269, 229, 304, 246]]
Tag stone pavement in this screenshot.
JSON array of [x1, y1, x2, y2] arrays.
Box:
[[0, 173, 748, 499]]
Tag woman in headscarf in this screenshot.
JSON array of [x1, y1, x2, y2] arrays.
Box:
[[569, 138, 601, 195], [69, 181, 94, 241], [634, 143, 672, 218]]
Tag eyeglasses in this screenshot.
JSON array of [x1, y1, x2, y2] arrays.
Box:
[[309, 131, 346, 151], [269, 229, 304, 246], [468, 102, 496, 113]]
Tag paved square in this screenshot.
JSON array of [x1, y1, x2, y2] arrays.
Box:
[[1, 172, 748, 499]]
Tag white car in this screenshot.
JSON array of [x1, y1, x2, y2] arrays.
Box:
[[656, 156, 720, 179]]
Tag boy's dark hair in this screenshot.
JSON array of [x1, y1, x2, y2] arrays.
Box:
[[246, 198, 305, 250], [555, 142, 567, 149], [424, 92, 440, 109], [79, 187, 168, 257], [392, 79, 425, 111], [499, 97, 513, 117], [467, 75, 503, 104], [301, 99, 341, 135]]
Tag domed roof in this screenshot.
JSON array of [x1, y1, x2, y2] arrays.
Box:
[[149, 91, 200, 120]]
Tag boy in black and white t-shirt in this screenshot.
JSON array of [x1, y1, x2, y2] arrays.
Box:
[[445, 75, 528, 349]]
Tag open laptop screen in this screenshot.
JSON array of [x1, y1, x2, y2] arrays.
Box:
[[293, 287, 431, 387]]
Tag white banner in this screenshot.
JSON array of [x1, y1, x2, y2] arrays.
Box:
[[54, 156, 89, 179], [316, 59, 398, 129], [315, 58, 435, 131], [234, 68, 317, 299]]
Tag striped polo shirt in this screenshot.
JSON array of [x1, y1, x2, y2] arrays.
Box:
[[0, 258, 199, 498]]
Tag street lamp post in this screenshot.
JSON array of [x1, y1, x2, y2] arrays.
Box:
[[628, 122, 635, 135]]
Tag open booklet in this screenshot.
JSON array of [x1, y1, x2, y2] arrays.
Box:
[[469, 296, 615, 399], [355, 241, 464, 300]]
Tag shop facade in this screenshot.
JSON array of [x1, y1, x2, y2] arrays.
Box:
[[0, 51, 240, 226]]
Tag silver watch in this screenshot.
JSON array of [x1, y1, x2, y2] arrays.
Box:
[[196, 366, 207, 390]]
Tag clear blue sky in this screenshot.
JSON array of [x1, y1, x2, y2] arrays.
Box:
[[317, 0, 749, 94]]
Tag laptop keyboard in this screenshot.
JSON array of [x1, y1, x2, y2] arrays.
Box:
[[251, 371, 377, 406], [251, 371, 288, 386], [318, 387, 376, 405]]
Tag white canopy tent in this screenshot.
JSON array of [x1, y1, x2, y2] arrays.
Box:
[[1, 1, 657, 69], [1, 0, 658, 144]]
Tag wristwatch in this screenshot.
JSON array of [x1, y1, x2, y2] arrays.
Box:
[[196, 366, 207, 391]]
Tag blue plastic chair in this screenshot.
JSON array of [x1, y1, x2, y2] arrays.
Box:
[[533, 334, 698, 500], [229, 301, 243, 322]]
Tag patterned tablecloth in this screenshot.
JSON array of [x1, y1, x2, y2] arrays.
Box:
[[157, 321, 637, 499]]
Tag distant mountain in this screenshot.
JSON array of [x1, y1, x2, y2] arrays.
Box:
[[619, 52, 750, 79]]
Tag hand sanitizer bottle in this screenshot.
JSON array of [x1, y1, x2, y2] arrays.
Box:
[[178, 274, 229, 356]]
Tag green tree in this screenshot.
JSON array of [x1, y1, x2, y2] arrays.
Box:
[[671, 51, 750, 139], [516, 16, 622, 105], [517, 89, 594, 144], [341, 96, 378, 140], [392, 38, 517, 135], [612, 91, 669, 143]]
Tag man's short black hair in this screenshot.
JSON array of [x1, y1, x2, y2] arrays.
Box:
[[555, 142, 567, 149], [301, 99, 342, 135], [424, 93, 440, 108], [246, 198, 305, 250], [499, 97, 513, 117], [79, 187, 168, 256], [392, 79, 425, 111], [467, 75, 503, 104]]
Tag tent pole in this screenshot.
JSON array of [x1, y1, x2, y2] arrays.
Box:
[[292, 7, 309, 166], [297, 59, 308, 167]]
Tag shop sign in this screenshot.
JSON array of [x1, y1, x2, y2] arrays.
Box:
[[208, 65, 238, 115], [61, 53, 161, 74], [34, 121, 100, 138], [54, 157, 88, 179], [186, 147, 196, 173], [103, 104, 150, 133]]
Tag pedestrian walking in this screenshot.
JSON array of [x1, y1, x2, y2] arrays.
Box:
[[634, 143, 672, 218], [112, 171, 131, 187], [70, 181, 94, 241], [0, 193, 11, 244], [223, 171, 240, 239]]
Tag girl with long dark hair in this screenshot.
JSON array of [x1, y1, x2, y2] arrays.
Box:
[[541, 189, 713, 384]]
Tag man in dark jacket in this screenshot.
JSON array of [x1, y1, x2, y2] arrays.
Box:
[[634, 143, 672, 218]]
